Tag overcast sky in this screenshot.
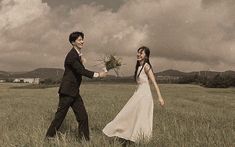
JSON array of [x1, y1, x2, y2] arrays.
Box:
[[0, 0, 235, 76]]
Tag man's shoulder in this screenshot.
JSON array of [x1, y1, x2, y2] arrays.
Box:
[[67, 48, 76, 55], [66, 48, 77, 58]]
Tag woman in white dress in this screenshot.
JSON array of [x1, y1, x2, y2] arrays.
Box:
[[103, 46, 165, 143]]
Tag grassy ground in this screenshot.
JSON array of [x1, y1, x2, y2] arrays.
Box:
[[0, 83, 234, 147]]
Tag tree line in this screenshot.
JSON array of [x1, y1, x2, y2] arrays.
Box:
[[177, 74, 235, 88]]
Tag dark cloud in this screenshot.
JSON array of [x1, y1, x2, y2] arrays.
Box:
[[42, 0, 125, 11], [201, 0, 222, 7], [201, 0, 235, 8]]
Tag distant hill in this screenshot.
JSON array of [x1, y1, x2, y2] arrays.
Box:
[[0, 68, 64, 80], [188, 71, 220, 78], [157, 69, 187, 77], [0, 71, 10, 78], [0, 71, 9, 75]]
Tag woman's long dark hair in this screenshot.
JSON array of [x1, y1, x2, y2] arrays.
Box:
[[134, 46, 152, 82]]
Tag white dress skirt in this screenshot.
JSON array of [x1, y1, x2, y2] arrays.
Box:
[[103, 65, 154, 142]]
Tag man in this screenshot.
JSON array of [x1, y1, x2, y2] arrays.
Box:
[[46, 31, 107, 141]]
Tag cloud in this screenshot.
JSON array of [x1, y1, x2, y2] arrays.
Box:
[[0, 0, 235, 74], [74, 0, 235, 68], [0, 0, 49, 30]]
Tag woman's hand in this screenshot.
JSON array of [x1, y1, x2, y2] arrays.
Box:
[[159, 98, 165, 106]]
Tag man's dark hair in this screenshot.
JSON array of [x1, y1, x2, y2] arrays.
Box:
[[69, 31, 84, 44]]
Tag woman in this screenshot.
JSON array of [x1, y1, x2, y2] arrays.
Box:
[[103, 46, 165, 143]]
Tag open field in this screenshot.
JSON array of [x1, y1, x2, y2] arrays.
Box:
[[0, 83, 234, 147]]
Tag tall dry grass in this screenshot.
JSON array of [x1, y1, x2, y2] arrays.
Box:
[[0, 83, 234, 147]]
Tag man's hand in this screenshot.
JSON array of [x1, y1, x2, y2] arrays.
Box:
[[99, 71, 108, 78]]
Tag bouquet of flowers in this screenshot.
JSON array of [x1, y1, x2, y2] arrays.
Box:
[[102, 54, 122, 76]]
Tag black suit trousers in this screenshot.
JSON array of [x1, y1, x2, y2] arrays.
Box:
[[46, 94, 90, 140]]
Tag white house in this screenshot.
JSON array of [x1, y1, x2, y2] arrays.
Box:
[[13, 78, 40, 84], [0, 79, 6, 83]]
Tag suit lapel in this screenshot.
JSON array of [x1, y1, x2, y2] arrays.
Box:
[[71, 48, 83, 65]]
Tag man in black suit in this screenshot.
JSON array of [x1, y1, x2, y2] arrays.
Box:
[[46, 31, 107, 141]]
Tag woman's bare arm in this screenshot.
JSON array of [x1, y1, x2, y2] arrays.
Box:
[[144, 64, 165, 106]]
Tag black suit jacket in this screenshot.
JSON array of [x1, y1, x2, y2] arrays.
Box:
[[58, 48, 94, 97]]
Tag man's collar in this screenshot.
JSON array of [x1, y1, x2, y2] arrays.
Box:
[[73, 47, 82, 56]]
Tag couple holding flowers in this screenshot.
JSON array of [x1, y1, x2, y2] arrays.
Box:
[[45, 31, 164, 143]]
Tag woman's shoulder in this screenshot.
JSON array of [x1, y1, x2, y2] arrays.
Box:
[[144, 63, 151, 70], [143, 63, 152, 75]]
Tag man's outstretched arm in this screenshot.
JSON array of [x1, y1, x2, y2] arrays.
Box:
[[71, 60, 107, 78]]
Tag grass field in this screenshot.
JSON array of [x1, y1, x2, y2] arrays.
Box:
[[0, 83, 234, 147]]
